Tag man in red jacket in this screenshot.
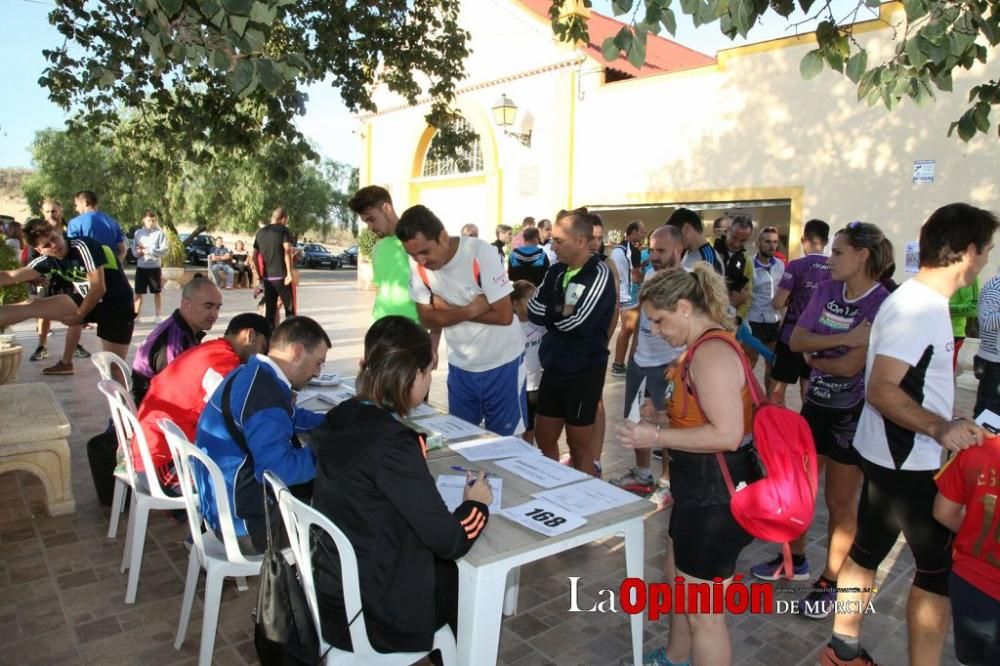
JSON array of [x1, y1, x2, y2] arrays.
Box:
[[132, 312, 273, 493]]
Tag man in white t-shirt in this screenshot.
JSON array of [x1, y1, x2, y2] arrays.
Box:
[[397, 205, 526, 436], [821, 204, 998, 666], [610, 225, 683, 499], [746, 226, 785, 384]]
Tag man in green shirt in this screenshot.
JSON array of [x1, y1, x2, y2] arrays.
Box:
[[949, 277, 980, 372], [348, 186, 419, 323]]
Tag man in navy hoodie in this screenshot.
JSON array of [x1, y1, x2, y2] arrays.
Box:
[[528, 208, 616, 474], [195, 316, 330, 553]]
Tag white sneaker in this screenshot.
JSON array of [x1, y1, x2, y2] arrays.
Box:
[[153, 315, 162, 324]]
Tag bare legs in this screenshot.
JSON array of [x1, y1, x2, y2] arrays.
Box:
[[534, 415, 598, 476]]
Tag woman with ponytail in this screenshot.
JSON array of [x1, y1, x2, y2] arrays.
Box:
[[617, 263, 760, 666], [309, 316, 492, 655], [750, 222, 892, 620]]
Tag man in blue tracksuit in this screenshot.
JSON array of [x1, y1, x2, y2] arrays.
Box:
[[195, 316, 331, 553], [528, 208, 617, 475]]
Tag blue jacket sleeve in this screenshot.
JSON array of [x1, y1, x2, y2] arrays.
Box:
[[293, 406, 325, 431], [243, 407, 316, 485]]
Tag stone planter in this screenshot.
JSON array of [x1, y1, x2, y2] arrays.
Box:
[[162, 266, 186, 289], [357, 257, 375, 291], [0, 340, 22, 386]]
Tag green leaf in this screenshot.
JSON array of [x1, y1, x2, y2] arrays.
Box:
[[256, 60, 282, 92], [798, 0, 816, 12], [845, 50, 868, 83], [601, 36, 621, 61], [661, 8, 677, 35], [905, 37, 927, 69], [973, 102, 991, 132], [956, 111, 977, 141], [230, 14, 249, 37], [627, 30, 647, 69], [244, 28, 265, 52], [158, 0, 183, 15], [614, 26, 633, 52], [857, 68, 878, 101], [932, 71, 953, 92], [864, 0, 880, 7], [720, 13, 735, 38], [249, 1, 277, 25], [921, 34, 951, 66], [913, 80, 933, 107], [680, 0, 699, 16], [644, 3, 663, 24], [230, 57, 255, 94], [612, 0, 633, 15], [902, 0, 927, 21], [210, 48, 230, 70], [731, 0, 754, 37], [98, 70, 116, 89], [221, 0, 253, 13], [772, 0, 795, 17], [800, 49, 824, 79]]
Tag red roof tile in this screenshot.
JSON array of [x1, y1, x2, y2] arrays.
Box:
[[516, 0, 715, 77]]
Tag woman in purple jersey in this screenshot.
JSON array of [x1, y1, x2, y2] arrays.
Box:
[[751, 222, 893, 618]]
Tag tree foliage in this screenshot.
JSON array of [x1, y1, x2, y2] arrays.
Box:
[[40, 0, 473, 162], [550, 0, 1000, 140], [22, 124, 356, 238]]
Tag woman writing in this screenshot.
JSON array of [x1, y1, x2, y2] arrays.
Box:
[[618, 264, 759, 666], [310, 315, 492, 655], [750, 222, 891, 618]]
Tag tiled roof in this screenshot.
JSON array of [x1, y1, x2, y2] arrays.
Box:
[[516, 0, 716, 77]]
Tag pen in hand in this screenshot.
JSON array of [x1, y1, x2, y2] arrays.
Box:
[[451, 465, 490, 485]]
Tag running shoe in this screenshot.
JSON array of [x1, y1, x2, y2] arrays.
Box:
[[649, 482, 674, 510], [643, 647, 668, 666], [42, 360, 74, 375], [651, 448, 664, 461], [801, 577, 838, 619], [750, 553, 810, 581], [74, 344, 91, 359], [592, 460, 602, 479], [610, 362, 627, 377], [29, 346, 48, 361], [609, 467, 655, 495], [817, 645, 877, 665], [559, 452, 572, 466]]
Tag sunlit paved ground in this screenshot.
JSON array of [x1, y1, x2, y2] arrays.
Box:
[[0, 267, 963, 665]]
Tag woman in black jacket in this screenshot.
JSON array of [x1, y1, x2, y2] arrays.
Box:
[[310, 316, 492, 654]]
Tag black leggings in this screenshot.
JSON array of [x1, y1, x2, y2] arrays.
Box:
[[263, 279, 294, 325]]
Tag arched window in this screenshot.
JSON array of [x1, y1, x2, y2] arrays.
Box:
[[421, 117, 484, 177]]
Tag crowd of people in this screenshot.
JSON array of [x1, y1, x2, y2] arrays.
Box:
[[1, 190, 999, 666]]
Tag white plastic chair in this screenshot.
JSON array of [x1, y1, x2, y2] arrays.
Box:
[[264, 471, 457, 665], [97, 380, 186, 603], [160, 418, 264, 666], [92, 352, 134, 539]]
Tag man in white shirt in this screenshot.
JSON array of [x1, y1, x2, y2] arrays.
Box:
[[746, 226, 785, 386], [609, 220, 646, 376], [132, 210, 167, 322], [397, 205, 526, 436], [610, 225, 683, 498], [821, 203, 998, 666]]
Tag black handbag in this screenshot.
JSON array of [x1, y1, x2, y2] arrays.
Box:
[[253, 485, 321, 666], [217, 376, 321, 665]]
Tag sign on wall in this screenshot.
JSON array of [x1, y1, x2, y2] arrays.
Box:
[[912, 160, 936, 184]]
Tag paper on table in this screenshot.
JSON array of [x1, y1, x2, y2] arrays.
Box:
[[532, 478, 644, 517], [450, 436, 541, 461], [435, 474, 502, 514], [415, 414, 486, 440], [975, 408, 1000, 435], [309, 371, 342, 387], [494, 455, 589, 488], [297, 385, 355, 410], [500, 499, 586, 537], [409, 402, 439, 418]]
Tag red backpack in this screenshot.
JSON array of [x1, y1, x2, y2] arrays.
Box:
[[682, 331, 819, 579]]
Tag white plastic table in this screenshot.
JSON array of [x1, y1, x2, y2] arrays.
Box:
[[426, 453, 649, 666]]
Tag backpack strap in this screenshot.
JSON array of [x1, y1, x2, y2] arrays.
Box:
[[679, 330, 765, 496]]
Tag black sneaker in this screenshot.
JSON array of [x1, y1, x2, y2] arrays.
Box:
[[74, 344, 91, 359], [610, 362, 627, 377], [30, 346, 48, 361]]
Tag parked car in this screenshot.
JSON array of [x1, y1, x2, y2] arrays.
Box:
[[182, 233, 216, 265], [338, 245, 359, 267], [297, 243, 341, 269]]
